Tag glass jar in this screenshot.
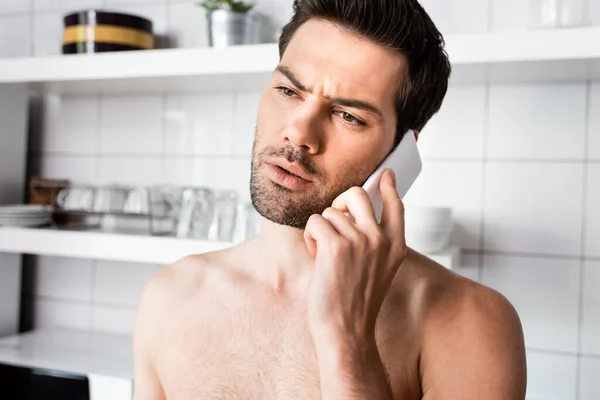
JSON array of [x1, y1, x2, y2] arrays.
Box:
[[530, 0, 588, 29]]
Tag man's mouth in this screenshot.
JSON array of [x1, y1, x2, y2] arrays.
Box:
[[276, 165, 301, 178], [264, 159, 313, 190]]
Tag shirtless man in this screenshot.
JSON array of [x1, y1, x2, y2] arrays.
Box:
[[133, 0, 527, 398]]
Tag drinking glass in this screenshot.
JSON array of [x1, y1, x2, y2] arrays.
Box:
[[208, 190, 239, 242], [176, 188, 215, 240], [530, 0, 588, 28]]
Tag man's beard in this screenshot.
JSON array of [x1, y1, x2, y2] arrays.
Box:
[[250, 135, 370, 230]]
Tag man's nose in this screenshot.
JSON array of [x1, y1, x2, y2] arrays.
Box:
[[281, 105, 322, 155]]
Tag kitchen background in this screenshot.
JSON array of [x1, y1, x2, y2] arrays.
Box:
[[0, 0, 599, 399]]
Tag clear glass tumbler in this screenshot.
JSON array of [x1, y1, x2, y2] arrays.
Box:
[[530, 0, 588, 29]]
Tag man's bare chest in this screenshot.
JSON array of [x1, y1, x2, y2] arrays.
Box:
[[156, 312, 323, 400]]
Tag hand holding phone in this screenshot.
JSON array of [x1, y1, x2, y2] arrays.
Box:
[[304, 130, 420, 362]]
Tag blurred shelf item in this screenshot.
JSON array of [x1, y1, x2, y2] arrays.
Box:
[[424, 245, 461, 270], [0, 226, 231, 265], [0, 226, 461, 268], [0, 328, 133, 399], [1, 27, 600, 93]]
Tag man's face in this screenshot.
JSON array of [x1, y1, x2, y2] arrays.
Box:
[[250, 19, 406, 228]]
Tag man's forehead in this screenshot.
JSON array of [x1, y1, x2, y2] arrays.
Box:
[[281, 19, 406, 102]]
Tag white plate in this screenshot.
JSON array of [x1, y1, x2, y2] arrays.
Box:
[[0, 220, 51, 227], [0, 212, 50, 217], [0, 205, 50, 214], [0, 214, 50, 220], [0, 217, 50, 223], [0, 215, 51, 221]]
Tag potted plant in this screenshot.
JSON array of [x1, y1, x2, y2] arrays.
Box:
[[197, 0, 256, 48]]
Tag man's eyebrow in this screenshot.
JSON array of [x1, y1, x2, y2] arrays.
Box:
[[275, 65, 308, 92], [327, 97, 384, 119], [275, 65, 384, 119]]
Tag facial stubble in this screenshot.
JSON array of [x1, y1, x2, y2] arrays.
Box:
[[249, 130, 372, 229]]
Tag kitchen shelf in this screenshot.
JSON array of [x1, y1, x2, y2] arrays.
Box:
[[1, 27, 600, 94], [0, 226, 461, 268], [0, 328, 132, 379], [0, 226, 231, 265]]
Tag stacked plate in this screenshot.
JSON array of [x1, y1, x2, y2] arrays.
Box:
[[0, 205, 52, 227]]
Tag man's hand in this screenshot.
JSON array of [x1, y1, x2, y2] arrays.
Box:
[[304, 169, 406, 399]]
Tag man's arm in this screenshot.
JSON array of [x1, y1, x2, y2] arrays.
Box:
[[421, 284, 527, 399], [303, 171, 405, 399], [132, 270, 170, 400], [313, 332, 394, 399]]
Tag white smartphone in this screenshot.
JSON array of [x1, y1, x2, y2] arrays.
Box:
[[362, 129, 422, 222]]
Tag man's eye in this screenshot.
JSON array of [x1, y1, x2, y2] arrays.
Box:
[[338, 111, 365, 126], [278, 87, 298, 97]]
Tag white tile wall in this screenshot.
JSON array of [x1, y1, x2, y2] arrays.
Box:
[[108, 3, 168, 43], [192, 157, 252, 200], [164, 156, 193, 185], [0, 0, 32, 15], [252, 0, 294, 41], [165, 93, 235, 156], [585, 164, 600, 258], [92, 305, 137, 335], [421, 0, 489, 34], [482, 255, 580, 353], [526, 351, 578, 400], [35, 299, 92, 331], [580, 357, 600, 400], [35, 257, 94, 302], [0, 15, 32, 58], [34, 0, 103, 13], [40, 95, 100, 154], [13, 1, 600, 398], [487, 84, 587, 160], [582, 261, 600, 356], [484, 162, 584, 256], [39, 155, 97, 183], [490, 0, 530, 31], [100, 95, 164, 156], [33, 11, 63, 56], [94, 261, 158, 306], [232, 91, 261, 157], [97, 156, 165, 185], [403, 160, 483, 250], [167, 2, 208, 49], [418, 85, 486, 160]]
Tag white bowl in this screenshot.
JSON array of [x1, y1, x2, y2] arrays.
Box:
[[404, 204, 453, 231], [405, 227, 452, 254]]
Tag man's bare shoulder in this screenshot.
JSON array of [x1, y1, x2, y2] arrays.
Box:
[[133, 247, 248, 338], [398, 251, 527, 398], [140, 247, 248, 308]]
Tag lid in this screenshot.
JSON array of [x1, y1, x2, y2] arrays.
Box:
[[63, 9, 153, 33]]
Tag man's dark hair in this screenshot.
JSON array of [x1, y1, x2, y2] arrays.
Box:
[[278, 0, 451, 147]]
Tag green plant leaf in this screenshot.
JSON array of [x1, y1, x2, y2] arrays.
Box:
[[196, 0, 254, 13]]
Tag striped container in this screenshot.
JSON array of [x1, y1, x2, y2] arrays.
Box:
[[62, 10, 155, 54]]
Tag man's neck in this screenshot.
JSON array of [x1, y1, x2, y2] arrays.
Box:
[[249, 218, 315, 294]]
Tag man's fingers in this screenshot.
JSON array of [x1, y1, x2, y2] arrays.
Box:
[[322, 207, 360, 239], [331, 186, 378, 230], [304, 214, 339, 257], [379, 169, 405, 235]]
